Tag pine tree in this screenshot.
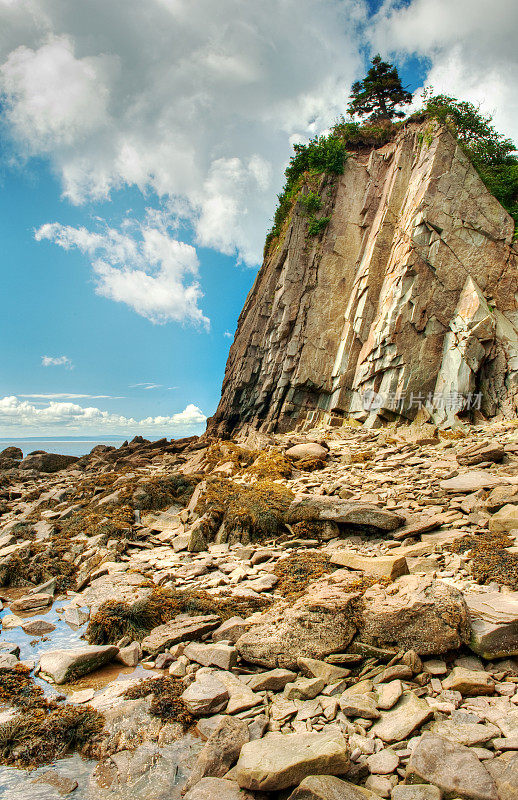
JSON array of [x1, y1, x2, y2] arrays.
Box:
[[348, 55, 412, 121]]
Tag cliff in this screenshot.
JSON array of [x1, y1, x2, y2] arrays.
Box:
[[209, 122, 518, 436]]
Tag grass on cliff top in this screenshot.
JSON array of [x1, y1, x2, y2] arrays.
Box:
[[124, 677, 195, 729], [86, 587, 269, 645], [0, 666, 104, 768]]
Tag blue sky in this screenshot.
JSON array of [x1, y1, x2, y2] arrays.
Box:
[[0, 0, 515, 438]]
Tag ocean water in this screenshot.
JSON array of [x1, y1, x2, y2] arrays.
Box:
[[0, 439, 127, 458]]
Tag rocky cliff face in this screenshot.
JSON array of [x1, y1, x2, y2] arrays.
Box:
[[209, 122, 518, 436]]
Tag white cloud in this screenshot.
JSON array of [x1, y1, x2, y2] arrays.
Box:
[[371, 0, 518, 144], [41, 355, 74, 369], [223, 330, 233, 339], [0, 0, 366, 265], [0, 395, 206, 435], [20, 393, 120, 400], [130, 383, 163, 390], [35, 221, 209, 326]]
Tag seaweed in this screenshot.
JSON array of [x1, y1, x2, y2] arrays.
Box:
[[124, 677, 195, 728]]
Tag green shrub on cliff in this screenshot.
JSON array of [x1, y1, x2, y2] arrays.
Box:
[[264, 134, 348, 256]]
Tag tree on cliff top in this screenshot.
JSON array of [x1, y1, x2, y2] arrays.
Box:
[[348, 55, 412, 121]]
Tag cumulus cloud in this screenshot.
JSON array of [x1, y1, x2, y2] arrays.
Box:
[[371, 0, 518, 143], [0, 0, 366, 265], [0, 395, 206, 435], [41, 355, 74, 369], [35, 221, 209, 326]]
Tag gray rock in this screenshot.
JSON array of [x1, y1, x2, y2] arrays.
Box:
[[234, 731, 350, 791], [184, 642, 238, 671], [391, 787, 441, 800], [32, 771, 79, 796], [485, 753, 518, 800], [39, 645, 119, 684], [285, 444, 328, 461], [213, 617, 250, 644], [10, 593, 53, 612], [339, 693, 380, 719], [19, 452, 78, 473], [115, 642, 141, 667], [286, 496, 404, 531], [284, 677, 325, 701], [442, 666, 494, 696], [366, 749, 399, 775], [440, 472, 507, 492], [466, 591, 518, 659], [376, 680, 403, 710], [21, 619, 56, 636], [406, 732, 498, 800], [297, 657, 350, 684], [247, 668, 297, 692]]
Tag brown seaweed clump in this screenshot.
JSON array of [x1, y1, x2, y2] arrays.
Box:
[[274, 552, 333, 599], [245, 449, 292, 480], [0, 539, 77, 592], [86, 587, 268, 645], [449, 531, 518, 590], [196, 477, 294, 542], [124, 677, 195, 729], [0, 666, 104, 768]]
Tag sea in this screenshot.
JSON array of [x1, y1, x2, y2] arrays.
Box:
[[0, 437, 128, 458]]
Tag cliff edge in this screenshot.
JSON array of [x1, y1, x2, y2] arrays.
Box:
[[209, 122, 518, 436]]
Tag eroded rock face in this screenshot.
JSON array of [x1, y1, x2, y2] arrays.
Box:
[[208, 122, 518, 436]]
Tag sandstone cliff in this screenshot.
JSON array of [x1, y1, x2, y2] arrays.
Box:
[[209, 122, 518, 435]]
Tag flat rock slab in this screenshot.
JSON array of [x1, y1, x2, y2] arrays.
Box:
[[184, 778, 255, 800], [406, 732, 498, 800], [235, 731, 350, 791], [370, 692, 433, 743], [286, 496, 404, 531], [442, 666, 495, 696], [287, 775, 381, 800], [247, 668, 297, 692], [141, 615, 221, 655], [181, 675, 229, 715], [466, 590, 518, 658], [330, 551, 408, 579], [10, 593, 53, 612], [440, 471, 508, 493], [39, 645, 118, 685]]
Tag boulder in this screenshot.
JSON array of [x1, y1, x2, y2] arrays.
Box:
[[183, 643, 238, 671], [406, 733, 498, 800], [370, 692, 433, 743], [466, 590, 518, 658], [485, 753, 518, 800], [39, 645, 118, 684], [21, 619, 56, 636], [213, 617, 249, 644], [140, 615, 220, 656], [19, 452, 78, 473], [330, 551, 408, 580], [286, 443, 328, 461], [286, 496, 404, 531], [0, 446, 22, 460], [457, 442, 505, 466], [486, 485, 518, 513], [10, 593, 53, 613], [236, 573, 359, 669], [234, 731, 350, 791], [184, 715, 249, 792], [358, 575, 470, 655]]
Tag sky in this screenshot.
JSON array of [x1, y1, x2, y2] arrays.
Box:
[[0, 0, 517, 439]]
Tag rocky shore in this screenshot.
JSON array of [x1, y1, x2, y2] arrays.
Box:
[[1, 417, 518, 799]]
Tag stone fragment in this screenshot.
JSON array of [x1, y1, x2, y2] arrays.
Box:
[[247, 668, 297, 692], [234, 731, 350, 791], [339, 693, 380, 719], [366, 749, 399, 775], [140, 615, 220, 656], [429, 719, 499, 746], [39, 645, 118, 685], [213, 617, 249, 644], [184, 642, 238, 671], [457, 442, 505, 466], [286, 496, 404, 531], [370, 692, 433, 743], [21, 619, 56, 635], [442, 667, 494, 696], [365, 775, 393, 798], [359, 576, 469, 655], [406, 733, 498, 800], [203, 670, 262, 715], [1, 614, 24, 630], [298, 657, 350, 684], [489, 504, 518, 533], [115, 642, 141, 667], [284, 677, 325, 701], [184, 715, 249, 792], [10, 593, 53, 612], [376, 680, 403, 710], [32, 771, 79, 796], [485, 753, 518, 800], [330, 551, 408, 579], [0, 654, 19, 668], [180, 675, 229, 715], [68, 689, 95, 704], [391, 787, 441, 800]]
